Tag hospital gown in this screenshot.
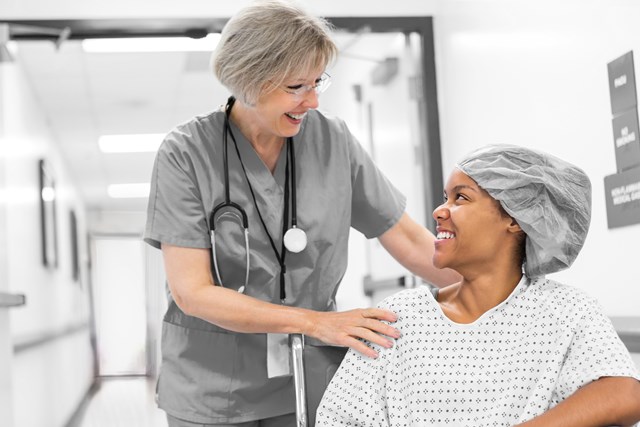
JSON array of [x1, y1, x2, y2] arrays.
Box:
[[316, 276, 640, 426]]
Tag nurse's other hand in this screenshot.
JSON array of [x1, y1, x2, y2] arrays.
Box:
[[308, 308, 400, 358]]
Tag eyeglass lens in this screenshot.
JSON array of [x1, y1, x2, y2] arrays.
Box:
[[289, 73, 331, 96]]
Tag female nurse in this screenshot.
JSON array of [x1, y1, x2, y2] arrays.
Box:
[[143, 0, 459, 425]]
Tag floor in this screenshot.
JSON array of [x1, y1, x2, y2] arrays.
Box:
[[79, 376, 167, 427]]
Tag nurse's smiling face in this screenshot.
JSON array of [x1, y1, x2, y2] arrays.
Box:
[[251, 67, 325, 139], [432, 169, 521, 275]]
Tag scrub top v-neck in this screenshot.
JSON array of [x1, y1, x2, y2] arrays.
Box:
[[144, 108, 406, 424]]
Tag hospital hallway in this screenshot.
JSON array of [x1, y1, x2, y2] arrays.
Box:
[[3, 1, 640, 426], [74, 377, 167, 427]]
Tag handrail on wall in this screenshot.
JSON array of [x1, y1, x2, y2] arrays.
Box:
[[0, 291, 26, 308], [363, 275, 422, 297], [610, 316, 640, 353]]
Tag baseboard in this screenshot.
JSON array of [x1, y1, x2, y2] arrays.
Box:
[[64, 379, 101, 427]]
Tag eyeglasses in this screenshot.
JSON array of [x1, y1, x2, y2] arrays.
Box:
[[278, 72, 332, 97]]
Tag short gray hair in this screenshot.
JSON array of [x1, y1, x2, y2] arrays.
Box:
[[212, 0, 338, 105]]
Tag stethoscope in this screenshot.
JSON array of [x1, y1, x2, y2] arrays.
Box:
[[209, 96, 307, 302]]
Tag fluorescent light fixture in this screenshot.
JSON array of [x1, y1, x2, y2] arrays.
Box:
[[98, 133, 164, 153], [107, 183, 150, 199], [82, 33, 221, 53]]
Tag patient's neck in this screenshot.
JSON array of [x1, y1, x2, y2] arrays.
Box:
[[437, 265, 523, 324]]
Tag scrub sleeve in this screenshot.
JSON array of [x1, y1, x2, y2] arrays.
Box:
[[143, 109, 406, 424]]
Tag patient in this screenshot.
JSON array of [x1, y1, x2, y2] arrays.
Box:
[[316, 144, 640, 426]]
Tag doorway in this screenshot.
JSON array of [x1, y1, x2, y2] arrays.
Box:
[[91, 236, 147, 376]]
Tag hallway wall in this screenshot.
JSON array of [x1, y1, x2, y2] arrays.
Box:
[[0, 59, 94, 426]]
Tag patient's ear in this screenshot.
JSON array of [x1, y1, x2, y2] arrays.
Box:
[[507, 218, 522, 234]]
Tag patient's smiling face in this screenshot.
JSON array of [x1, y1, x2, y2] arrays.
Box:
[[432, 169, 518, 275]]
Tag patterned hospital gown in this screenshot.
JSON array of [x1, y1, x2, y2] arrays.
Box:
[[316, 276, 640, 426]]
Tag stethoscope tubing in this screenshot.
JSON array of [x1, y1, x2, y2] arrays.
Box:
[[210, 224, 249, 294], [210, 96, 305, 301]]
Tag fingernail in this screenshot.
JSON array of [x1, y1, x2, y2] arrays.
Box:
[[385, 340, 394, 348], [394, 329, 401, 338]]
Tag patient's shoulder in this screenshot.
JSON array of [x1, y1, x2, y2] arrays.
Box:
[[524, 276, 600, 318], [377, 286, 438, 316], [527, 276, 592, 301]]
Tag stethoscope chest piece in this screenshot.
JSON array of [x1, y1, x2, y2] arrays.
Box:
[[213, 95, 307, 301], [284, 226, 307, 253]]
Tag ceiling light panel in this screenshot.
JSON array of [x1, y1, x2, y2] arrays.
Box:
[[82, 34, 220, 53], [107, 183, 150, 199], [98, 133, 165, 153]]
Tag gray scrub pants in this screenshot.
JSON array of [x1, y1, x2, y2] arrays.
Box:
[[166, 413, 296, 427]]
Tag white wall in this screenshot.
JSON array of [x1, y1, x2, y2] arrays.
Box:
[[1, 56, 94, 426], [0, 61, 17, 427], [434, 0, 640, 316], [87, 210, 147, 236]]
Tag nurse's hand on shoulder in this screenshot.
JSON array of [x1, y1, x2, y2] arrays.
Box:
[[307, 308, 400, 358]]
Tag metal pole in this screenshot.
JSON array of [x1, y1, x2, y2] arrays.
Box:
[[290, 334, 307, 427]]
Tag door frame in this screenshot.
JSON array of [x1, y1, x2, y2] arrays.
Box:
[[89, 233, 148, 377]]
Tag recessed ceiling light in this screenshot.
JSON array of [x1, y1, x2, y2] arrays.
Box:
[[107, 183, 150, 199], [82, 33, 220, 53], [98, 133, 165, 153]]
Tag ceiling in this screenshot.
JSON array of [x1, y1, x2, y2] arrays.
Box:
[[14, 37, 229, 212], [5, 18, 423, 213]]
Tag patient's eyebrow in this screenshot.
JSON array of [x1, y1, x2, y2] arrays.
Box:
[[444, 184, 479, 195]]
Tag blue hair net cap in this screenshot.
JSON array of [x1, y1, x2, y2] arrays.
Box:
[[456, 144, 592, 277]]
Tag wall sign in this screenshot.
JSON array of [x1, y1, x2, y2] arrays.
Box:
[[608, 51, 637, 115], [605, 51, 640, 228], [604, 167, 640, 228], [612, 108, 640, 171]]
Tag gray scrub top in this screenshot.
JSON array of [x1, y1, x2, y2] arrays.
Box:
[[144, 108, 406, 424]]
